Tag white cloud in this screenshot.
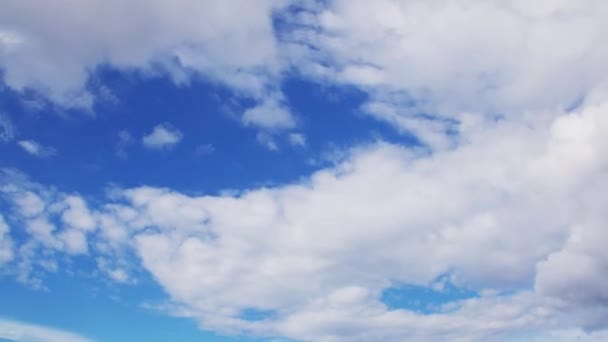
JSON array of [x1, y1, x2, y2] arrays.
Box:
[[17, 140, 56, 158], [0, 318, 93, 342], [96, 258, 130, 284], [0, 170, 102, 284], [12, 191, 45, 218], [141, 123, 183, 150], [1, 2, 608, 341], [0, 0, 287, 116], [81, 100, 606, 340], [286, 0, 608, 145], [60, 195, 96, 232], [57, 229, 88, 255], [243, 99, 295, 130], [0, 99, 606, 340]]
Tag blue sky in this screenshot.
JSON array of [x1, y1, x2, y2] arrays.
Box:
[[1, 1, 608, 341]]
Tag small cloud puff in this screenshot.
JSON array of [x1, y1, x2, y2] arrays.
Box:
[[142, 123, 183, 150], [243, 99, 295, 130]]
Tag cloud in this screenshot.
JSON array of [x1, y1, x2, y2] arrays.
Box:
[[23, 99, 597, 340], [0, 214, 14, 265], [242, 98, 295, 130], [1, 98, 608, 339], [1, 2, 608, 341], [0, 0, 286, 114], [16, 140, 56, 158], [141, 123, 183, 150], [0, 113, 15, 143], [0, 318, 93, 342], [288, 133, 306, 147], [285, 0, 608, 145], [255, 132, 279, 151], [115, 130, 134, 158], [0, 170, 101, 284], [0, 1, 301, 134]]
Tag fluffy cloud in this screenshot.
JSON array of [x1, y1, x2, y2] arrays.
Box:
[[285, 0, 608, 145], [242, 98, 295, 129], [1, 99, 608, 340], [0, 0, 296, 131], [82, 99, 601, 340], [1, 1, 608, 341], [5, 99, 599, 339], [0, 0, 281, 103], [141, 123, 183, 150], [0, 170, 100, 285]]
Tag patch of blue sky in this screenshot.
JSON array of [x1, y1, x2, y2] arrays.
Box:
[[238, 308, 277, 322], [0, 67, 422, 199], [0, 273, 243, 342], [381, 276, 478, 314]]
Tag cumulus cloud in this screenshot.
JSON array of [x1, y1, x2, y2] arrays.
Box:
[[0, 98, 603, 340], [0, 170, 100, 285], [2, 1, 608, 341], [0, 318, 93, 342], [0, 97, 607, 339], [285, 0, 608, 145], [17, 140, 56, 158], [83, 99, 603, 340], [242, 98, 295, 129], [141, 123, 183, 150], [0, 0, 292, 128]]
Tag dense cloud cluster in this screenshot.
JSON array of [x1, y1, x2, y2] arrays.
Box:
[[2, 0, 608, 341], [2, 99, 608, 340]]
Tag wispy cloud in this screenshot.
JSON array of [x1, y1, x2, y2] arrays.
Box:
[[288, 133, 306, 148], [17, 140, 56, 158], [115, 130, 134, 158], [0, 318, 93, 342], [0, 113, 15, 143], [194, 144, 214, 157]]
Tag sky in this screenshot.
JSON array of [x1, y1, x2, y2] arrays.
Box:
[[1, 1, 608, 341]]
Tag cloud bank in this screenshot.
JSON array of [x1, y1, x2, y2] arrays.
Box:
[[1, 1, 608, 341], [1, 98, 608, 340]]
